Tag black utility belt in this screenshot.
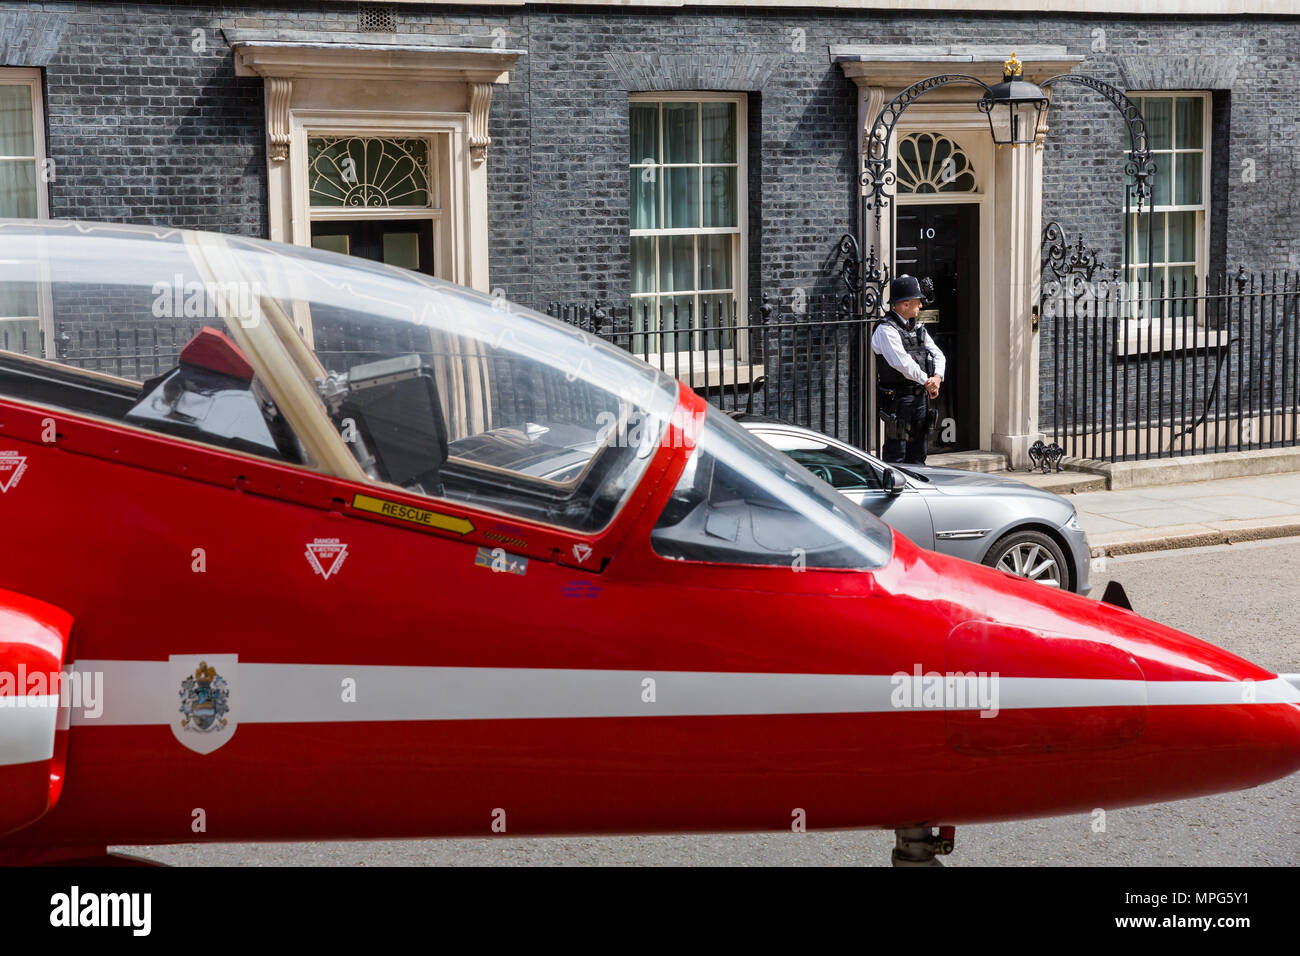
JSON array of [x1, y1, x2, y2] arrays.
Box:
[[880, 382, 926, 397]]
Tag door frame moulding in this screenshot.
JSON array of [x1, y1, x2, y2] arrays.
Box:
[[894, 117, 993, 452], [228, 30, 524, 294], [836, 45, 1084, 467]]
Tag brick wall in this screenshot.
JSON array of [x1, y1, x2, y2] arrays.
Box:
[[3, 2, 1297, 448]]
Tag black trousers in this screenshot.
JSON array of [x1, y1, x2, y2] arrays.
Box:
[[883, 390, 929, 465]]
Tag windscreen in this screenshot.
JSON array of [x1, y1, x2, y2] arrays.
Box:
[[651, 406, 893, 570]]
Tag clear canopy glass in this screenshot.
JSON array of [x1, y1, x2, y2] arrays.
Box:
[[0, 219, 678, 532]]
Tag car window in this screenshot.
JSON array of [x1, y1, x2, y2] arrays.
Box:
[[752, 430, 883, 490], [785, 449, 881, 490]]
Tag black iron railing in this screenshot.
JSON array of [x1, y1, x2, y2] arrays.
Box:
[[549, 298, 871, 447], [1042, 270, 1300, 461], [44, 322, 208, 381]]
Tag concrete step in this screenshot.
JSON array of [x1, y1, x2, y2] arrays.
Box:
[[926, 449, 1107, 493], [925, 450, 1008, 473], [1003, 468, 1109, 494]]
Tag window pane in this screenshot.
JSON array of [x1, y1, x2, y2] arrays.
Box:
[[308, 137, 430, 207], [382, 232, 420, 270], [702, 166, 736, 227], [1142, 97, 1172, 150], [663, 167, 699, 228], [697, 234, 733, 291], [629, 167, 658, 229], [700, 291, 733, 323], [1175, 153, 1202, 205], [630, 103, 659, 165], [930, 136, 952, 171], [1150, 155, 1171, 206], [1166, 265, 1196, 316], [311, 234, 350, 255], [1133, 212, 1153, 263], [898, 136, 918, 176], [701, 102, 736, 164], [700, 292, 734, 350], [631, 237, 655, 294], [0, 160, 36, 217], [659, 235, 695, 293], [630, 297, 655, 354], [1175, 97, 1203, 149], [0, 86, 34, 156], [660, 295, 694, 352], [663, 103, 698, 164], [1166, 211, 1197, 262], [1168, 265, 1196, 295], [1154, 266, 1171, 294]]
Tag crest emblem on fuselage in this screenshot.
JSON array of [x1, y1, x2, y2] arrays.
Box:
[[305, 538, 348, 579], [170, 655, 237, 754], [0, 450, 27, 493]]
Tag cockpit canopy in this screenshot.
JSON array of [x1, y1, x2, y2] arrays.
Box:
[[0, 220, 678, 532], [0, 219, 892, 568]]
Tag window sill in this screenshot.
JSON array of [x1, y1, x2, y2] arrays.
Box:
[[641, 357, 766, 390], [1115, 322, 1229, 357]]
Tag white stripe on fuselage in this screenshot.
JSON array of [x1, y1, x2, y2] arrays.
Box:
[[60, 661, 1300, 727]]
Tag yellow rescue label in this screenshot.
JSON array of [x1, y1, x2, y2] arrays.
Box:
[[351, 493, 475, 535]]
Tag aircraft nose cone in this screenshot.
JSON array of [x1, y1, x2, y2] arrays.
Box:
[[1129, 644, 1300, 800]]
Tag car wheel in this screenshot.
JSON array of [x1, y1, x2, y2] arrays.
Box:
[[983, 530, 1070, 590]]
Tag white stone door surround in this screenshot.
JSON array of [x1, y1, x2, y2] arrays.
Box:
[[229, 31, 523, 296], [837, 45, 1083, 466]]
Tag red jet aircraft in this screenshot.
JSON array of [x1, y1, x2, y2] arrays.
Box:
[[0, 221, 1296, 866]]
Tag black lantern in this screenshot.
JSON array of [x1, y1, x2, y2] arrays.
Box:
[[978, 53, 1050, 148]]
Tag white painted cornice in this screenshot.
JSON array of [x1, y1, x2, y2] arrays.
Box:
[[227, 30, 524, 84], [356, 0, 1296, 14], [835, 45, 1084, 88]]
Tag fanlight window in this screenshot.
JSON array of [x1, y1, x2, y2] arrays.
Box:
[[308, 136, 432, 208], [896, 133, 977, 194]]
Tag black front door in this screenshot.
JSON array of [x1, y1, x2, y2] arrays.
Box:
[[894, 203, 980, 452], [310, 219, 436, 277]]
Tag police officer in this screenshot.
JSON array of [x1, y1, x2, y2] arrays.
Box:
[[872, 274, 946, 465]]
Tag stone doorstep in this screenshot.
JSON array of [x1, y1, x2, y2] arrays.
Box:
[[1066, 445, 1300, 490], [1089, 515, 1300, 558], [1004, 470, 1108, 494], [926, 450, 1107, 493], [927, 446, 1300, 497], [925, 450, 1008, 473]]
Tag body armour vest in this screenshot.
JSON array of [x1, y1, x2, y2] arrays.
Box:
[[877, 312, 931, 388]]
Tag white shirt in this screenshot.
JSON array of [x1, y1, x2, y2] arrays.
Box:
[[871, 316, 946, 386]]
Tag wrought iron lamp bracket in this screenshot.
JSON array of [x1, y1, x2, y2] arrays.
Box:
[[849, 74, 994, 319], [835, 232, 892, 319], [861, 74, 994, 224], [1040, 74, 1156, 214]]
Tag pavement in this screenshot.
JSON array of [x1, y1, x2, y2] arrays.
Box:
[[1008, 467, 1300, 558]]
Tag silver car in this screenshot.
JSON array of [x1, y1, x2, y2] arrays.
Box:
[[735, 416, 1091, 594]]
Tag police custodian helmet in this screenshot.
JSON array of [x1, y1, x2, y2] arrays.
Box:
[[889, 274, 926, 304]]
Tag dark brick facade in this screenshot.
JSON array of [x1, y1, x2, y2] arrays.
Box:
[[3, 2, 1298, 441]]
